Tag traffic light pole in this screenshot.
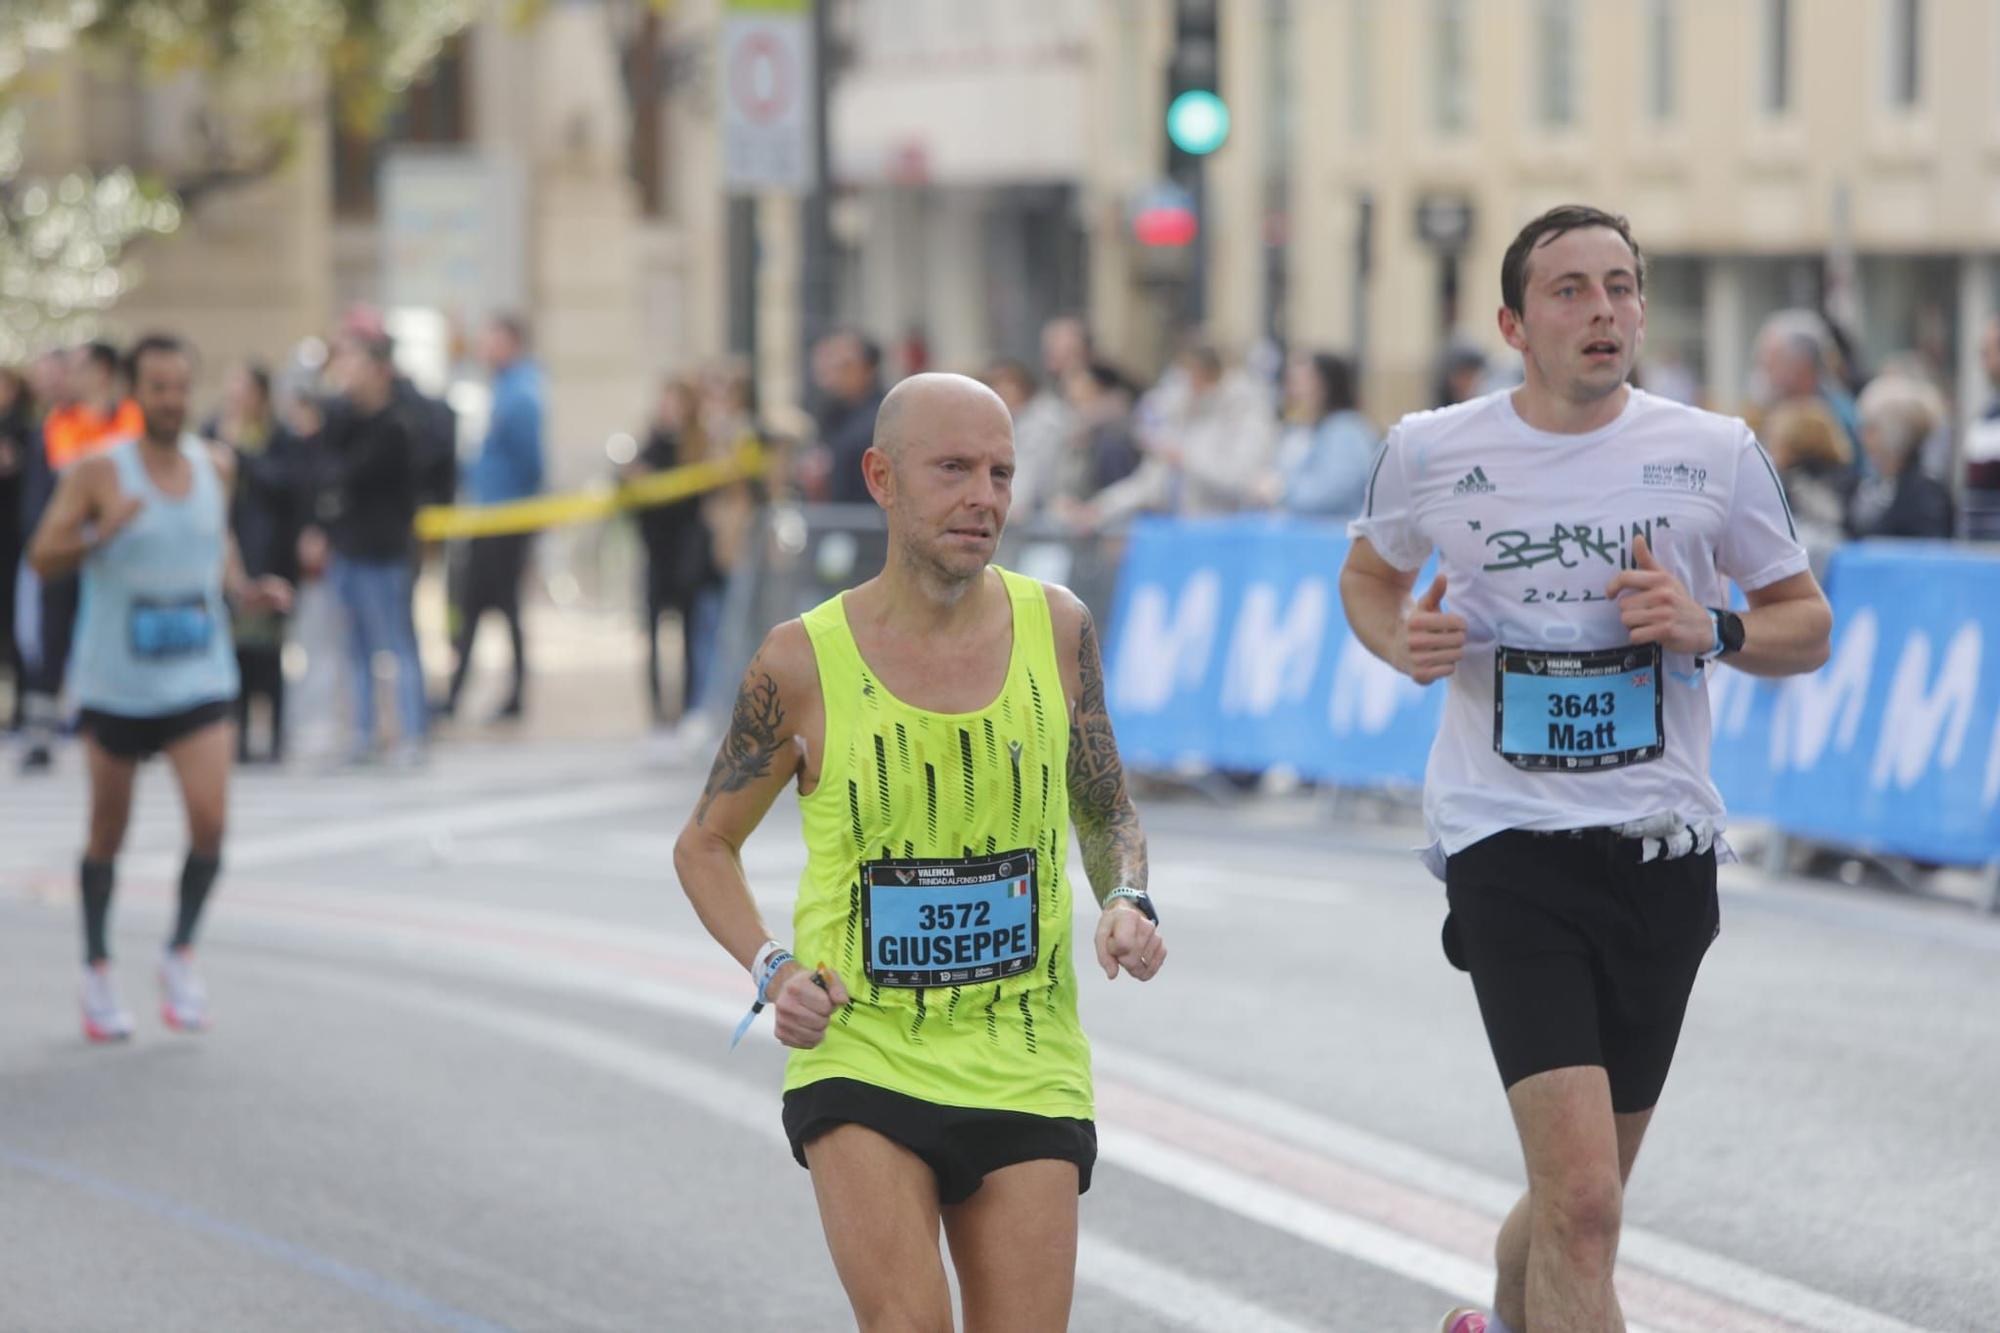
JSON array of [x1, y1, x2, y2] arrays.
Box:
[[799, 0, 834, 405], [1186, 163, 1209, 327]]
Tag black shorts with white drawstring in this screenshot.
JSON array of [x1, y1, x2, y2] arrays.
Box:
[[1442, 827, 1719, 1114]]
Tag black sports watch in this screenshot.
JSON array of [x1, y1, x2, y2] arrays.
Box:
[[1106, 887, 1159, 924], [1705, 607, 1746, 660]]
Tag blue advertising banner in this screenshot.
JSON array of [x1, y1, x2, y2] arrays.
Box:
[[1752, 542, 2000, 865], [1104, 520, 2000, 867], [1104, 516, 1441, 788]]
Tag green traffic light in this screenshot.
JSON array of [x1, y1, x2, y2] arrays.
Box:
[[1167, 89, 1230, 156]]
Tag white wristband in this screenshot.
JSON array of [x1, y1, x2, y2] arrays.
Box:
[[750, 939, 785, 985]]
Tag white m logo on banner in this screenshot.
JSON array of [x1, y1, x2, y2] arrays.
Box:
[[1110, 572, 1222, 714], [1220, 580, 1329, 717], [1771, 609, 1875, 771], [1871, 623, 1981, 791]]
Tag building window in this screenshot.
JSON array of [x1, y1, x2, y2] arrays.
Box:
[[1534, 0, 1576, 128], [1760, 0, 1791, 116], [1431, 0, 1470, 136], [1348, 0, 1375, 139], [1888, 0, 1922, 108], [1645, 0, 1677, 123], [625, 9, 668, 218], [330, 35, 472, 219]]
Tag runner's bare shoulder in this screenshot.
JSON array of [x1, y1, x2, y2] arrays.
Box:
[[1037, 581, 1093, 709]]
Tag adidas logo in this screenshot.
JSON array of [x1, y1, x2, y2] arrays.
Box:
[[1453, 466, 1497, 495]]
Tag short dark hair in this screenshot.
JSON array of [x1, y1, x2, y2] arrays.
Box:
[[1303, 352, 1358, 416], [83, 341, 121, 376], [354, 332, 396, 366], [1500, 204, 1645, 316], [242, 360, 273, 403], [125, 333, 190, 382], [1085, 360, 1137, 398], [490, 312, 531, 351]]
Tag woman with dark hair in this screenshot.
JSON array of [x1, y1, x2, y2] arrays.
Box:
[[628, 376, 721, 742], [1059, 361, 1143, 502], [206, 361, 302, 763], [1264, 350, 1379, 519]]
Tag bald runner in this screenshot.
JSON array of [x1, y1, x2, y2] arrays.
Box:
[[674, 373, 1167, 1331]]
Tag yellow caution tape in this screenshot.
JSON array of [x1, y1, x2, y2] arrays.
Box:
[[414, 443, 768, 541]]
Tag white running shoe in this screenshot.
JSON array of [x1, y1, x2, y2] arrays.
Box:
[[81, 963, 134, 1042], [159, 949, 210, 1032]]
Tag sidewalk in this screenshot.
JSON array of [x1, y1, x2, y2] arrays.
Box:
[[419, 591, 657, 747]]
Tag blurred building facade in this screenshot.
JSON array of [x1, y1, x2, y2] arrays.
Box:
[[24, 0, 2000, 450], [16, 1, 736, 486], [1247, 0, 2000, 424]]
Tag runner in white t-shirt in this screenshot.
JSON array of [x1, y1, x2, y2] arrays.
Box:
[[1341, 206, 1832, 1333]]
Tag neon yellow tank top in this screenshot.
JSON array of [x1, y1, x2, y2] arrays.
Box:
[[785, 568, 1092, 1119]]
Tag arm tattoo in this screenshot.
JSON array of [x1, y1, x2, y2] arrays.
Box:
[[1067, 609, 1147, 903], [694, 669, 787, 826]]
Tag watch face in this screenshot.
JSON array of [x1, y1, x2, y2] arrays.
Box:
[[1720, 611, 1746, 653]]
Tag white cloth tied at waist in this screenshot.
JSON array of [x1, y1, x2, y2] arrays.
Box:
[[1419, 812, 1731, 879], [1610, 812, 1718, 863]]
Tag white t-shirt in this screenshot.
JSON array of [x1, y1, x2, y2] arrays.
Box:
[[1348, 387, 1808, 865]]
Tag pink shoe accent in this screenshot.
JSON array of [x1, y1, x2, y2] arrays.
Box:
[[1441, 1311, 1489, 1333]]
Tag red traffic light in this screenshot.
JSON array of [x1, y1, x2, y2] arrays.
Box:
[[1134, 206, 1198, 247]]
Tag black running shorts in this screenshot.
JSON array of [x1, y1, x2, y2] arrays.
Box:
[[80, 699, 234, 762], [1443, 827, 1719, 1114], [782, 1077, 1097, 1205]]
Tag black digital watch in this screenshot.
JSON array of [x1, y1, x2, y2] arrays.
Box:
[[1707, 607, 1746, 659]]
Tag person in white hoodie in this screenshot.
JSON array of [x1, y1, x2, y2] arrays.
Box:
[[1071, 339, 1275, 528]]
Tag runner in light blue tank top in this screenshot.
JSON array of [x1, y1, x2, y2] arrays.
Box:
[[68, 435, 239, 715], [26, 334, 292, 1043]]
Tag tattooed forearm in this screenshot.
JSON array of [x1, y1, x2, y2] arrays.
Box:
[[694, 668, 787, 826], [1068, 610, 1147, 903]]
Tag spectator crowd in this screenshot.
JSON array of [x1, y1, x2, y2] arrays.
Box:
[[6, 299, 1999, 772]]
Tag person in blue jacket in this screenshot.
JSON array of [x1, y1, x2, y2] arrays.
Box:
[[441, 314, 544, 723]]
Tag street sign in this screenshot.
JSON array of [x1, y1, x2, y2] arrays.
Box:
[[1414, 193, 1475, 253], [721, 0, 813, 193], [381, 148, 527, 334]]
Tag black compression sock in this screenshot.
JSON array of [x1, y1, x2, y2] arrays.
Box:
[[81, 859, 115, 964], [171, 853, 221, 951]]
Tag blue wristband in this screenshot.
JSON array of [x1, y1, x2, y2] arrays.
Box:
[[729, 948, 794, 1050]]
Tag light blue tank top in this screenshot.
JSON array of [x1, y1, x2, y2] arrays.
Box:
[[69, 436, 240, 715]]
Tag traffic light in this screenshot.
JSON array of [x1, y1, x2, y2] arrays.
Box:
[[1167, 89, 1230, 158], [1165, 2, 1227, 171], [1154, 1, 1224, 315]]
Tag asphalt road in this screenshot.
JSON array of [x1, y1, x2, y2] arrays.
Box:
[[2, 737, 1994, 1332]]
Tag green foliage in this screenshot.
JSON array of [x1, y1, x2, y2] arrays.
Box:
[[0, 0, 481, 360]]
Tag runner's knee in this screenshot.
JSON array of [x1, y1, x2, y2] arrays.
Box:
[[186, 809, 225, 856], [1535, 1170, 1623, 1255], [852, 1290, 953, 1333], [87, 801, 130, 858]]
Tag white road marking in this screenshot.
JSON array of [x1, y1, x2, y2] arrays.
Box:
[[119, 882, 1930, 1333], [1099, 1034, 1931, 1333], [269, 959, 1320, 1333]]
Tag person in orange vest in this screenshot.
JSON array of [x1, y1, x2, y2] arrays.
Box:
[[19, 342, 140, 773], [43, 342, 142, 470]]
